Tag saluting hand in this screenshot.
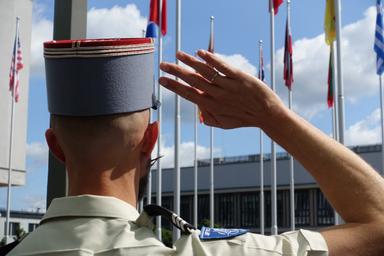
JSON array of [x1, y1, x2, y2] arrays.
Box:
[[159, 50, 286, 129]]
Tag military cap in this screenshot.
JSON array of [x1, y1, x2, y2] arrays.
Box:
[[43, 38, 157, 116]]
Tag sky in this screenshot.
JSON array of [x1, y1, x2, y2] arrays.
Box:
[[1, 0, 379, 211]]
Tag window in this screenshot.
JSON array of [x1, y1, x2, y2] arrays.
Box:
[[316, 189, 334, 226], [4, 222, 20, 237], [239, 192, 259, 228], [295, 189, 310, 226], [28, 223, 38, 232], [215, 193, 237, 227], [198, 195, 209, 226]]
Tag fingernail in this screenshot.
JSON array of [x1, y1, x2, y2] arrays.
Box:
[[176, 51, 183, 57], [159, 77, 168, 85], [159, 63, 169, 71]]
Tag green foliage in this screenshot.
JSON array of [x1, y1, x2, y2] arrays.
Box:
[[161, 228, 173, 248]]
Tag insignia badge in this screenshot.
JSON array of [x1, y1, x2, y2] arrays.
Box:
[[199, 226, 248, 240]]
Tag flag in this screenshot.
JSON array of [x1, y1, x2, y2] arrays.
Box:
[[270, 0, 283, 15], [327, 47, 334, 108], [258, 45, 265, 81], [324, 0, 336, 45], [146, 0, 167, 37], [284, 17, 293, 89], [374, 0, 384, 75], [9, 34, 23, 102]]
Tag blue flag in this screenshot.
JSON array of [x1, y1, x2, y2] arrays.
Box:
[[375, 0, 384, 75]]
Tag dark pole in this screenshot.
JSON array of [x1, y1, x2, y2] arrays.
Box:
[[46, 0, 87, 208]]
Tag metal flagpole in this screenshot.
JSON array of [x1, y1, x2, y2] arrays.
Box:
[[209, 16, 215, 228], [286, 0, 295, 232], [194, 104, 198, 228], [258, 40, 265, 235], [6, 17, 20, 244], [330, 41, 340, 225], [146, 28, 152, 207], [380, 75, 384, 176], [269, 0, 278, 235], [334, 0, 345, 145], [156, 0, 164, 241], [173, 0, 181, 242], [334, 0, 345, 225]]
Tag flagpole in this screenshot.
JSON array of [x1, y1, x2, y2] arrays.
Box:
[[330, 41, 340, 225], [286, 0, 295, 232], [146, 24, 152, 207], [258, 40, 265, 235], [193, 104, 198, 228], [269, 0, 278, 235], [6, 17, 20, 244], [173, 0, 181, 242], [156, 0, 163, 241], [334, 0, 345, 225], [209, 15, 215, 228], [380, 75, 384, 176]]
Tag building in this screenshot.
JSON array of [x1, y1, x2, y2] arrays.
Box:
[[0, 209, 43, 241], [0, 0, 32, 186], [148, 144, 382, 233]]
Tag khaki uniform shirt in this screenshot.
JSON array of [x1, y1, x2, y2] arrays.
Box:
[[9, 195, 328, 256]]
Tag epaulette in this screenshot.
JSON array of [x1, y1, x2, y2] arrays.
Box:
[[143, 204, 196, 234]]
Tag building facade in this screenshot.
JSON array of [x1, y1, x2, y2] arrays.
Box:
[[0, 209, 43, 241], [148, 144, 382, 233], [0, 0, 32, 186]]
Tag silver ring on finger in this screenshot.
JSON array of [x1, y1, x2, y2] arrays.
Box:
[[209, 71, 219, 83]]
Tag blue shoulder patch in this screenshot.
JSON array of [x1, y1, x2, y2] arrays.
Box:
[[199, 226, 248, 240]]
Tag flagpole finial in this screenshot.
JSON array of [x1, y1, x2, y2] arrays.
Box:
[[287, 0, 291, 4], [210, 16, 214, 21], [259, 40, 263, 44], [16, 16, 20, 21]]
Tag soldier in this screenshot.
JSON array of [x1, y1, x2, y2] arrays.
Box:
[[7, 39, 383, 255]]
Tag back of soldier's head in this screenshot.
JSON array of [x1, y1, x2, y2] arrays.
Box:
[[44, 38, 157, 169]]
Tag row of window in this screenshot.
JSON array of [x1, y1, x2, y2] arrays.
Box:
[[146, 188, 334, 230], [3, 222, 38, 236]]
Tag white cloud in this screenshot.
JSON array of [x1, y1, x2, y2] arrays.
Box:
[[152, 140, 221, 168], [275, 6, 378, 119], [22, 195, 46, 212], [30, 3, 53, 77], [87, 4, 147, 39], [26, 142, 48, 169], [217, 53, 257, 76], [30, 3, 147, 77], [345, 108, 381, 146]]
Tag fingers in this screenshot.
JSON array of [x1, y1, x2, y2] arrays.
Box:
[[158, 76, 207, 106], [159, 62, 222, 96], [197, 50, 239, 78], [175, 51, 231, 87]]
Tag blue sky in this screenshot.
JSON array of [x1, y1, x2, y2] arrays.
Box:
[[2, 0, 380, 211]]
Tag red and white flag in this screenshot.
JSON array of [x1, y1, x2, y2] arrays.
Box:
[[284, 17, 293, 89], [9, 35, 23, 102], [271, 0, 284, 15]]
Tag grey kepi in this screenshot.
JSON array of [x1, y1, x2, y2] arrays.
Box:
[[44, 38, 157, 116]]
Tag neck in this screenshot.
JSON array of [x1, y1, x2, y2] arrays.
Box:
[[67, 167, 139, 208]]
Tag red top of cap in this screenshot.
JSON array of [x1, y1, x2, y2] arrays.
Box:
[[44, 38, 153, 49]]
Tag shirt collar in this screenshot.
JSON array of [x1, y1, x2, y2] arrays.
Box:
[[41, 195, 139, 223]]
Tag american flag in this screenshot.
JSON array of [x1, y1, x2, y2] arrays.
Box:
[[374, 0, 384, 75], [9, 34, 23, 102], [284, 16, 293, 89]]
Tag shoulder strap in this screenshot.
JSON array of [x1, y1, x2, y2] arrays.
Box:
[[143, 204, 196, 234]]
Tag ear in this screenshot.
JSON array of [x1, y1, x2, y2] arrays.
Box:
[[45, 128, 66, 163], [141, 122, 159, 157]]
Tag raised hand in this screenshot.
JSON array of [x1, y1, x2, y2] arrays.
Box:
[[159, 50, 285, 129]]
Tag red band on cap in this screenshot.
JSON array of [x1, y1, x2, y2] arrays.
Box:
[[44, 38, 154, 49]]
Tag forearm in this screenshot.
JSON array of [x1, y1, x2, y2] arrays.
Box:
[[261, 105, 384, 224]]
